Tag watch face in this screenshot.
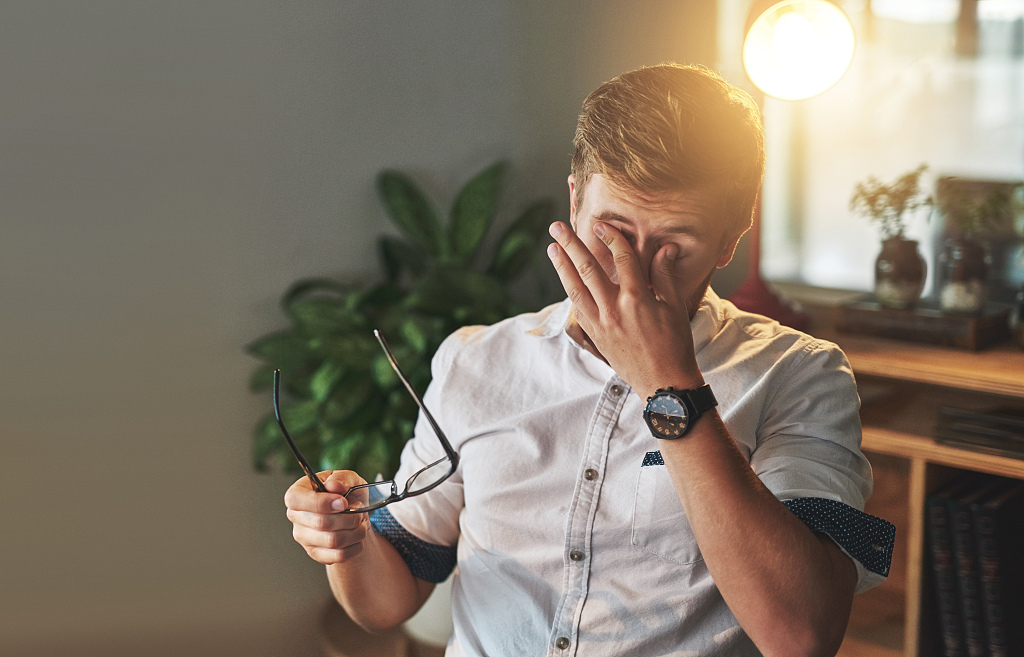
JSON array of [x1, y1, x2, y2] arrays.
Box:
[[647, 393, 689, 438]]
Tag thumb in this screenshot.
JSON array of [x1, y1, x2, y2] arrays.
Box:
[[650, 244, 682, 305]]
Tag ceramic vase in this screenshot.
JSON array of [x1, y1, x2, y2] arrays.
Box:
[[874, 238, 926, 309], [937, 237, 990, 314]]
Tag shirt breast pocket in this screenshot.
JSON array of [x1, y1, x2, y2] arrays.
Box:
[[631, 455, 704, 565]]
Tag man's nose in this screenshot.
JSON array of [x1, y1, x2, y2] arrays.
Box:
[[633, 239, 657, 287]]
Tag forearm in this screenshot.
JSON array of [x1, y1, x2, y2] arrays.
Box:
[[327, 524, 435, 633], [660, 411, 856, 657]]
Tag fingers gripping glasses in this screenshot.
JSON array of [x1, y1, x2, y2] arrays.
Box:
[[273, 329, 459, 514]]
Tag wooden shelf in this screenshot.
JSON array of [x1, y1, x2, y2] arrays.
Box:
[[856, 379, 1024, 481], [821, 330, 1024, 657], [862, 429, 1024, 481], [818, 330, 1024, 398]]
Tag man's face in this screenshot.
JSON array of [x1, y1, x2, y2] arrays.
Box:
[[568, 173, 743, 318]]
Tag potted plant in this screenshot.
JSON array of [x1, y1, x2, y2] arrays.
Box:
[[934, 178, 1008, 314], [850, 164, 932, 309], [246, 160, 556, 481]]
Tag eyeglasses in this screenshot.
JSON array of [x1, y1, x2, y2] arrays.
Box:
[[273, 329, 459, 514]]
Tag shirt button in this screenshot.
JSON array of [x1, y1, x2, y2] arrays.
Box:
[[569, 550, 585, 562], [583, 468, 598, 481], [555, 637, 571, 650], [610, 384, 624, 397]]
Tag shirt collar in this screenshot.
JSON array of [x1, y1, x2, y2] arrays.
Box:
[[525, 297, 574, 338], [525, 287, 724, 355]]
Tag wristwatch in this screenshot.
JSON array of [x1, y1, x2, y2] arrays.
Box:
[[643, 385, 717, 439]]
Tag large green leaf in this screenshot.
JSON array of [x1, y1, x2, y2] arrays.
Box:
[[337, 393, 386, 433], [280, 399, 319, 434], [288, 297, 364, 336], [399, 317, 429, 354], [357, 281, 405, 312], [253, 401, 322, 475], [403, 267, 505, 316], [320, 433, 363, 471], [491, 232, 534, 282], [315, 334, 378, 369], [356, 432, 393, 480], [310, 360, 346, 402], [377, 170, 446, 258], [445, 269, 507, 309], [378, 236, 427, 282], [371, 354, 399, 388], [253, 413, 283, 471], [281, 277, 351, 309], [491, 200, 555, 281], [322, 376, 374, 423], [245, 332, 315, 367], [513, 198, 555, 236], [249, 364, 277, 392], [449, 161, 506, 262]]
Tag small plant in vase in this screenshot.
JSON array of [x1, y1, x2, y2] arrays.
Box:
[[850, 164, 932, 309], [934, 178, 1006, 313]]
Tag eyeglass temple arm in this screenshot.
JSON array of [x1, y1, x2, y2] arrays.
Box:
[[273, 370, 328, 493], [373, 330, 460, 467]]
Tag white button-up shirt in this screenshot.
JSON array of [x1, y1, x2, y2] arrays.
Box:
[[371, 289, 894, 657]]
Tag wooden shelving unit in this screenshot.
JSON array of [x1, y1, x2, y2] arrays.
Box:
[[825, 332, 1024, 657]]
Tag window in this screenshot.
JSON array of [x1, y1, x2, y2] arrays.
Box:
[[719, 0, 1024, 296]]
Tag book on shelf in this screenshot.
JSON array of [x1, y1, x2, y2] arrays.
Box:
[[970, 479, 1024, 657], [926, 477, 981, 657], [926, 474, 1024, 657], [935, 405, 1024, 459], [949, 479, 1002, 657]]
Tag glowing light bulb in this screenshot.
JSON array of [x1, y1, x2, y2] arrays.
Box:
[[743, 0, 855, 101], [772, 12, 819, 63]]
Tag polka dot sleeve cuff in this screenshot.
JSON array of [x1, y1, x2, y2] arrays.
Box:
[[783, 497, 896, 594], [369, 506, 457, 584]]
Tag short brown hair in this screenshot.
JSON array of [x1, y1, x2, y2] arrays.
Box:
[[571, 63, 765, 234]]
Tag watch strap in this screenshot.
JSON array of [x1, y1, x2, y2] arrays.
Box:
[[686, 384, 717, 416]]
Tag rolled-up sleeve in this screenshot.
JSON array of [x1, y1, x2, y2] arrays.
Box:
[[750, 340, 895, 593]]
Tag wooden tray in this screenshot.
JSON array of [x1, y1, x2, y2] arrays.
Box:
[[835, 301, 1011, 351]]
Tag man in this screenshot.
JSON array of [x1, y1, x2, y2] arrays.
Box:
[[284, 64, 894, 657]]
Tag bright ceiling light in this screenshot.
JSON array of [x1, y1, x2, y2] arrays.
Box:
[[743, 0, 856, 101]]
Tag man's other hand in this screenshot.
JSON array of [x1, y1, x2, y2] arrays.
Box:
[[285, 470, 369, 565]]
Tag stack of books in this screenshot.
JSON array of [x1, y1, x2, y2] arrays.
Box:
[[926, 474, 1024, 657], [935, 406, 1024, 460]]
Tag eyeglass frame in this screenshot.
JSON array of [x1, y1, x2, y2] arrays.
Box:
[[273, 329, 459, 514]]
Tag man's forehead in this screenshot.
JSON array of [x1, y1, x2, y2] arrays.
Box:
[[584, 174, 717, 221]]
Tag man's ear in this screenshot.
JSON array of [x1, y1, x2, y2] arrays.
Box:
[[716, 230, 745, 269], [568, 174, 578, 232]]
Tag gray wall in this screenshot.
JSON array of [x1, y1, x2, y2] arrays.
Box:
[[0, 2, 727, 654]]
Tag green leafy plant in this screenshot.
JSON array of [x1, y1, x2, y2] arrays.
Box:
[[936, 177, 1022, 239], [246, 161, 556, 479], [850, 164, 932, 240]]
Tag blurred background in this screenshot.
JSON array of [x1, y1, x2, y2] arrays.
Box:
[[3, 1, 1022, 655]]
